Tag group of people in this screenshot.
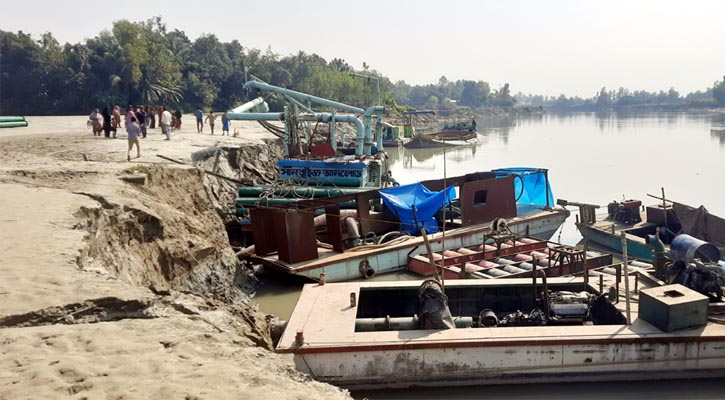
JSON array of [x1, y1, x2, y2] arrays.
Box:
[[89, 104, 176, 161], [195, 108, 231, 136], [89, 105, 235, 162]]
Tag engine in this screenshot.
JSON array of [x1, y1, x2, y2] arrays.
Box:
[[607, 199, 642, 224]]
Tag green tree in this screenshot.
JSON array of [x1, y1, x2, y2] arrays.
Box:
[[713, 76, 725, 106], [595, 87, 612, 109]]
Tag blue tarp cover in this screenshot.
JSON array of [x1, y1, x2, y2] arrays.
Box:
[[491, 167, 554, 207], [379, 183, 455, 235]]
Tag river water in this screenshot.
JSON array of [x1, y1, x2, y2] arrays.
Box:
[[253, 111, 725, 398]]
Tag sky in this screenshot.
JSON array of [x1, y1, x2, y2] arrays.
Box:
[[2, 0, 724, 98]]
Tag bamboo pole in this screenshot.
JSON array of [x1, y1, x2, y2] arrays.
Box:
[[620, 231, 632, 325], [421, 228, 442, 289]]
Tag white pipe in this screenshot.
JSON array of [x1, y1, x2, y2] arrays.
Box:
[[230, 97, 265, 114], [297, 113, 365, 156]]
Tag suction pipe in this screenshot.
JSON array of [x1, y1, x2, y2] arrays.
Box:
[[244, 81, 385, 156], [244, 81, 365, 114], [298, 113, 365, 156], [230, 97, 265, 114], [362, 106, 385, 155], [225, 112, 284, 121]]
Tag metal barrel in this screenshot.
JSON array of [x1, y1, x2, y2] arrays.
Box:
[[502, 265, 527, 274], [670, 234, 721, 263], [512, 253, 533, 262], [492, 257, 516, 265], [477, 260, 499, 269], [484, 268, 510, 277], [517, 262, 535, 271], [456, 247, 477, 255], [530, 250, 549, 259]]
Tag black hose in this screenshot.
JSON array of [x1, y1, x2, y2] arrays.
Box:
[[513, 173, 525, 202]]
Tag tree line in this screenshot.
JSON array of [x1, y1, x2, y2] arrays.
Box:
[[3, 17, 722, 116], [0, 18, 402, 116], [0, 18, 513, 117], [516, 78, 725, 112]]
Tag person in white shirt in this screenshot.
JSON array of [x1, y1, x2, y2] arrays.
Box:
[[160, 106, 173, 140]]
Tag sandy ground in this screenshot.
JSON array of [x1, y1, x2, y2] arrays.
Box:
[[0, 116, 351, 399]]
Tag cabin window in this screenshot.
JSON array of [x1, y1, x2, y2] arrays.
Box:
[[473, 190, 488, 206]]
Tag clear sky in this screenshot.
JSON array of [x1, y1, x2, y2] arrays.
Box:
[[2, 0, 724, 98]]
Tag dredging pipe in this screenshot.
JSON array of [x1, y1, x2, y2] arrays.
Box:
[[225, 111, 366, 156], [229, 97, 266, 114], [244, 81, 365, 114], [243, 81, 384, 156]]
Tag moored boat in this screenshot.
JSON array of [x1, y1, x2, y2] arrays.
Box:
[[559, 196, 725, 262], [403, 119, 478, 149], [381, 122, 413, 148], [404, 130, 478, 149], [248, 168, 570, 282], [277, 277, 725, 389]]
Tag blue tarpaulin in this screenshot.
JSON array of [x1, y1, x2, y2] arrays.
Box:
[[491, 167, 554, 207], [379, 183, 456, 235]]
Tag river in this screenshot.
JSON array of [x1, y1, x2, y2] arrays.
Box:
[[253, 111, 725, 398]]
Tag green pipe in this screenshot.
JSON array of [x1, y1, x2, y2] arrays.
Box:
[[0, 116, 26, 122], [235, 197, 358, 208], [0, 121, 28, 128]]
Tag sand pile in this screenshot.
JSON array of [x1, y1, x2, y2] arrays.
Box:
[[0, 116, 352, 399]]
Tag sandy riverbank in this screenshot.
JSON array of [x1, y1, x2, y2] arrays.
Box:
[[0, 116, 351, 399]]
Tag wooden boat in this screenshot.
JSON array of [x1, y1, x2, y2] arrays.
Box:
[[277, 277, 725, 389], [404, 130, 478, 149], [249, 168, 570, 282], [560, 197, 725, 262], [404, 119, 478, 148], [381, 122, 413, 148]]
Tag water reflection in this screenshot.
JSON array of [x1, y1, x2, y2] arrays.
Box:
[[386, 144, 479, 170], [389, 111, 725, 219], [711, 127, 725, 147], [353, 378, 725, 400]]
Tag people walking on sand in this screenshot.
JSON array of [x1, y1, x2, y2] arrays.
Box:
[[174, 109, 182, 130], [126, 116, 141, 161], [157, 106, 164, 129], [88, 108, 103, 136], [125, 105, 135, 133], [112, 105, 121, 138], [205, 111, 217, 134], [160, 106, 172, 140], [195, 107, 204, 133], [146, 106, 156, 129], [135, 106, 147, 138], [102, 107, 112, 138], [222, 112, 230, 136], [113, 105, 122, 126]]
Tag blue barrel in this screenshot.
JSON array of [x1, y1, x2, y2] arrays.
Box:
[[517, 262, 537, 271], [502, 265, 527, 275], [484, 268, 510, 277], [670, 234, 721, 263]]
